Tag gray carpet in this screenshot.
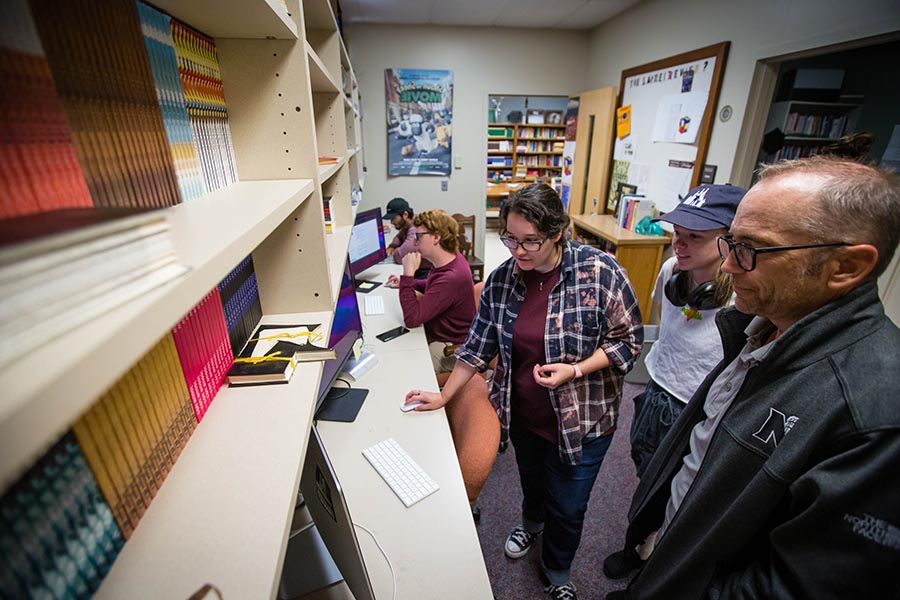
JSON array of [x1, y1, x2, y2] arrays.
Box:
[[474, 382, 643, 599]]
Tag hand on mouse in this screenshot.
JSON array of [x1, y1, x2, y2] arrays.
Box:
[[403, 388, 445, 411]]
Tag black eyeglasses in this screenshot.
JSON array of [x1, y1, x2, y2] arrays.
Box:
[[717, 236, 850, 272], [499, 234, 548, 252], [413, 230, 432, 244]]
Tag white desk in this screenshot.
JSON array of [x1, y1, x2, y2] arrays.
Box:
[[316, 263, 493, 599]]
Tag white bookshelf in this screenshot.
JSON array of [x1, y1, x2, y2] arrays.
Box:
[[0, 180, 314, 489], [1, 0, 366, 596]]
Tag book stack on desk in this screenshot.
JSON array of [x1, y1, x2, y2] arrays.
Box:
[[0, 208, 189, 369], [226, 323, 336, 386]]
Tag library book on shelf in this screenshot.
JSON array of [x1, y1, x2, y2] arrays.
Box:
[[0, 207, 189, 368]]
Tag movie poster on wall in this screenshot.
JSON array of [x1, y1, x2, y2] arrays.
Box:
[[385, 69, 453, 176]]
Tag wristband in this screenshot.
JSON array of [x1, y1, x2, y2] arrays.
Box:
[[571, 363, 583, 379]]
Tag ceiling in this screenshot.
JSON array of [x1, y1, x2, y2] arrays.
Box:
[[337, 0, 643, 30]]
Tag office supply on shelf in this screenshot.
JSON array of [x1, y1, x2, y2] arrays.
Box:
[[364, 294, 385, 316], [362, 438, 439, 507]]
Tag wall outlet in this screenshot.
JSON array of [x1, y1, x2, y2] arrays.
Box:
[[441, 179, 449, 192]]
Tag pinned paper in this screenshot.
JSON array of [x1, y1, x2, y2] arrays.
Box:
[[617, 105, 632, 138]]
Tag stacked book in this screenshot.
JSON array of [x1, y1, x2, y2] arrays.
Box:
[[227, 322, 336, 386], [0, 208, 189, 369], [218, 255, 263, 357], [138, 1, 206, 202], [172, 20, 238, 194], [0, 432, 125, 598], [72, 333, 196, 540], [171, 288, 233, 422], [617, 194, 656, 231], [28, 0, 181, 210]]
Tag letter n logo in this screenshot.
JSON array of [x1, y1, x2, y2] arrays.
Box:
[[752, 407, 797, 448]]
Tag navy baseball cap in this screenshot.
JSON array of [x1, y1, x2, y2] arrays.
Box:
[[384, 197, 411, 220], [652, 184, 747, 230]]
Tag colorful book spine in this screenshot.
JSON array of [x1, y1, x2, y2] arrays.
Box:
[[0, 0, 92, 219], [71, 333, 194, 539], [137, 1, 206, 202], [171, 20, 237, 193], [27, 0, 182, 209], [0, 432, 124, 598], [171, 288, 234, 422], [218, 255, 263, 357]]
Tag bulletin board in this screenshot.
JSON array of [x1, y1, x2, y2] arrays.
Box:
[[606, 43, 730, 215]]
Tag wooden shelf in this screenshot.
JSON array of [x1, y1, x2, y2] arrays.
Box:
[[0, 180, 315, 489]]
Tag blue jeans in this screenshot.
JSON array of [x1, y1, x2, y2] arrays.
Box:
[[510, 421, 614, 586], [629, 378, 684, 477]]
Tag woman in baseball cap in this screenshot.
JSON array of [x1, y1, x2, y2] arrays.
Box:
[[605, 182, 747, 579]]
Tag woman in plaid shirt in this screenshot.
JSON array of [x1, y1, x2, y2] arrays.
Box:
[[406, 184, 643, 600]]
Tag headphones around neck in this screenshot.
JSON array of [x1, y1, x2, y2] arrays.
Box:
[[664, 270, 718, 311]]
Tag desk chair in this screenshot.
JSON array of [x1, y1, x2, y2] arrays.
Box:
[[452, 213, 485, 283]]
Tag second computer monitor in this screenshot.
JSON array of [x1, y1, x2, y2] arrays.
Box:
[[348, 207, 387, 277]]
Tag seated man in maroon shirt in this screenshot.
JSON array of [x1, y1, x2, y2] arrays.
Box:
[[386, 208, 476, 372]]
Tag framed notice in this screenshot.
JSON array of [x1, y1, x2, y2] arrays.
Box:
[[607, 43, 730, 214]]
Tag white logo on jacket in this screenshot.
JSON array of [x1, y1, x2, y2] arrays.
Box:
[[752, 407, 799, 448]]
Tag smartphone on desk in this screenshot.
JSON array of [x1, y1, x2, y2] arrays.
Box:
[[376, 326, 409, 343]]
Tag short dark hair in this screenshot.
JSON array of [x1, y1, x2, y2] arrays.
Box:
[[500, 183, 569, 247]]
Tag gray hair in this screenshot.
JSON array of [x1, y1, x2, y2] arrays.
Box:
[[758, 156, 900, 279]]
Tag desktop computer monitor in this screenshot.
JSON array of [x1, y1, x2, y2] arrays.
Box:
[[348, 207, 386, 277], [315, 255, 367, 421], [280, 426, 376, 600]]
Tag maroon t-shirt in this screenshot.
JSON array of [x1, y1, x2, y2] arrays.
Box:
[[511, 264, 561, 443]]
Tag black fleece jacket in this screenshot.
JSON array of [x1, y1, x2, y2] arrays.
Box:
[[620, 282, 900, 599]]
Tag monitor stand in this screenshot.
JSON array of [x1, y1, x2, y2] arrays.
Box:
[[316, 388, 368, 423], [344, 350, 378, 381]]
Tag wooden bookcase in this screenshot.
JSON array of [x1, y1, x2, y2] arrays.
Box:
[[0, 0, 365, 597], [485, 122, 564, 224], [571, 214, 671, 318]]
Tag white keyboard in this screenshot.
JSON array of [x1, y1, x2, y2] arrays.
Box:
[[362, 438, 439, 507], [364, 294, 385, 316]]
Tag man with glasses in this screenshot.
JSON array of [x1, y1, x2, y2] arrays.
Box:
[[605, 156, 900, 599]]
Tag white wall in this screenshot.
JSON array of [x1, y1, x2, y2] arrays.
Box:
[[345, 24, 589, 252], [583, 0, 900, 184]]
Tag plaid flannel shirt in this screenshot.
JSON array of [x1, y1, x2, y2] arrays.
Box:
[[457, 241, 643, 464]]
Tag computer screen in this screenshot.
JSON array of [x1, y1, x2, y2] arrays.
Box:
[[348, 207, 386, 277], [315, 256, 364, 412]]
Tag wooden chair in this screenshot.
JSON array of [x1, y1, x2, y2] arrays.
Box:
[[452, 213, 485, 282]]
